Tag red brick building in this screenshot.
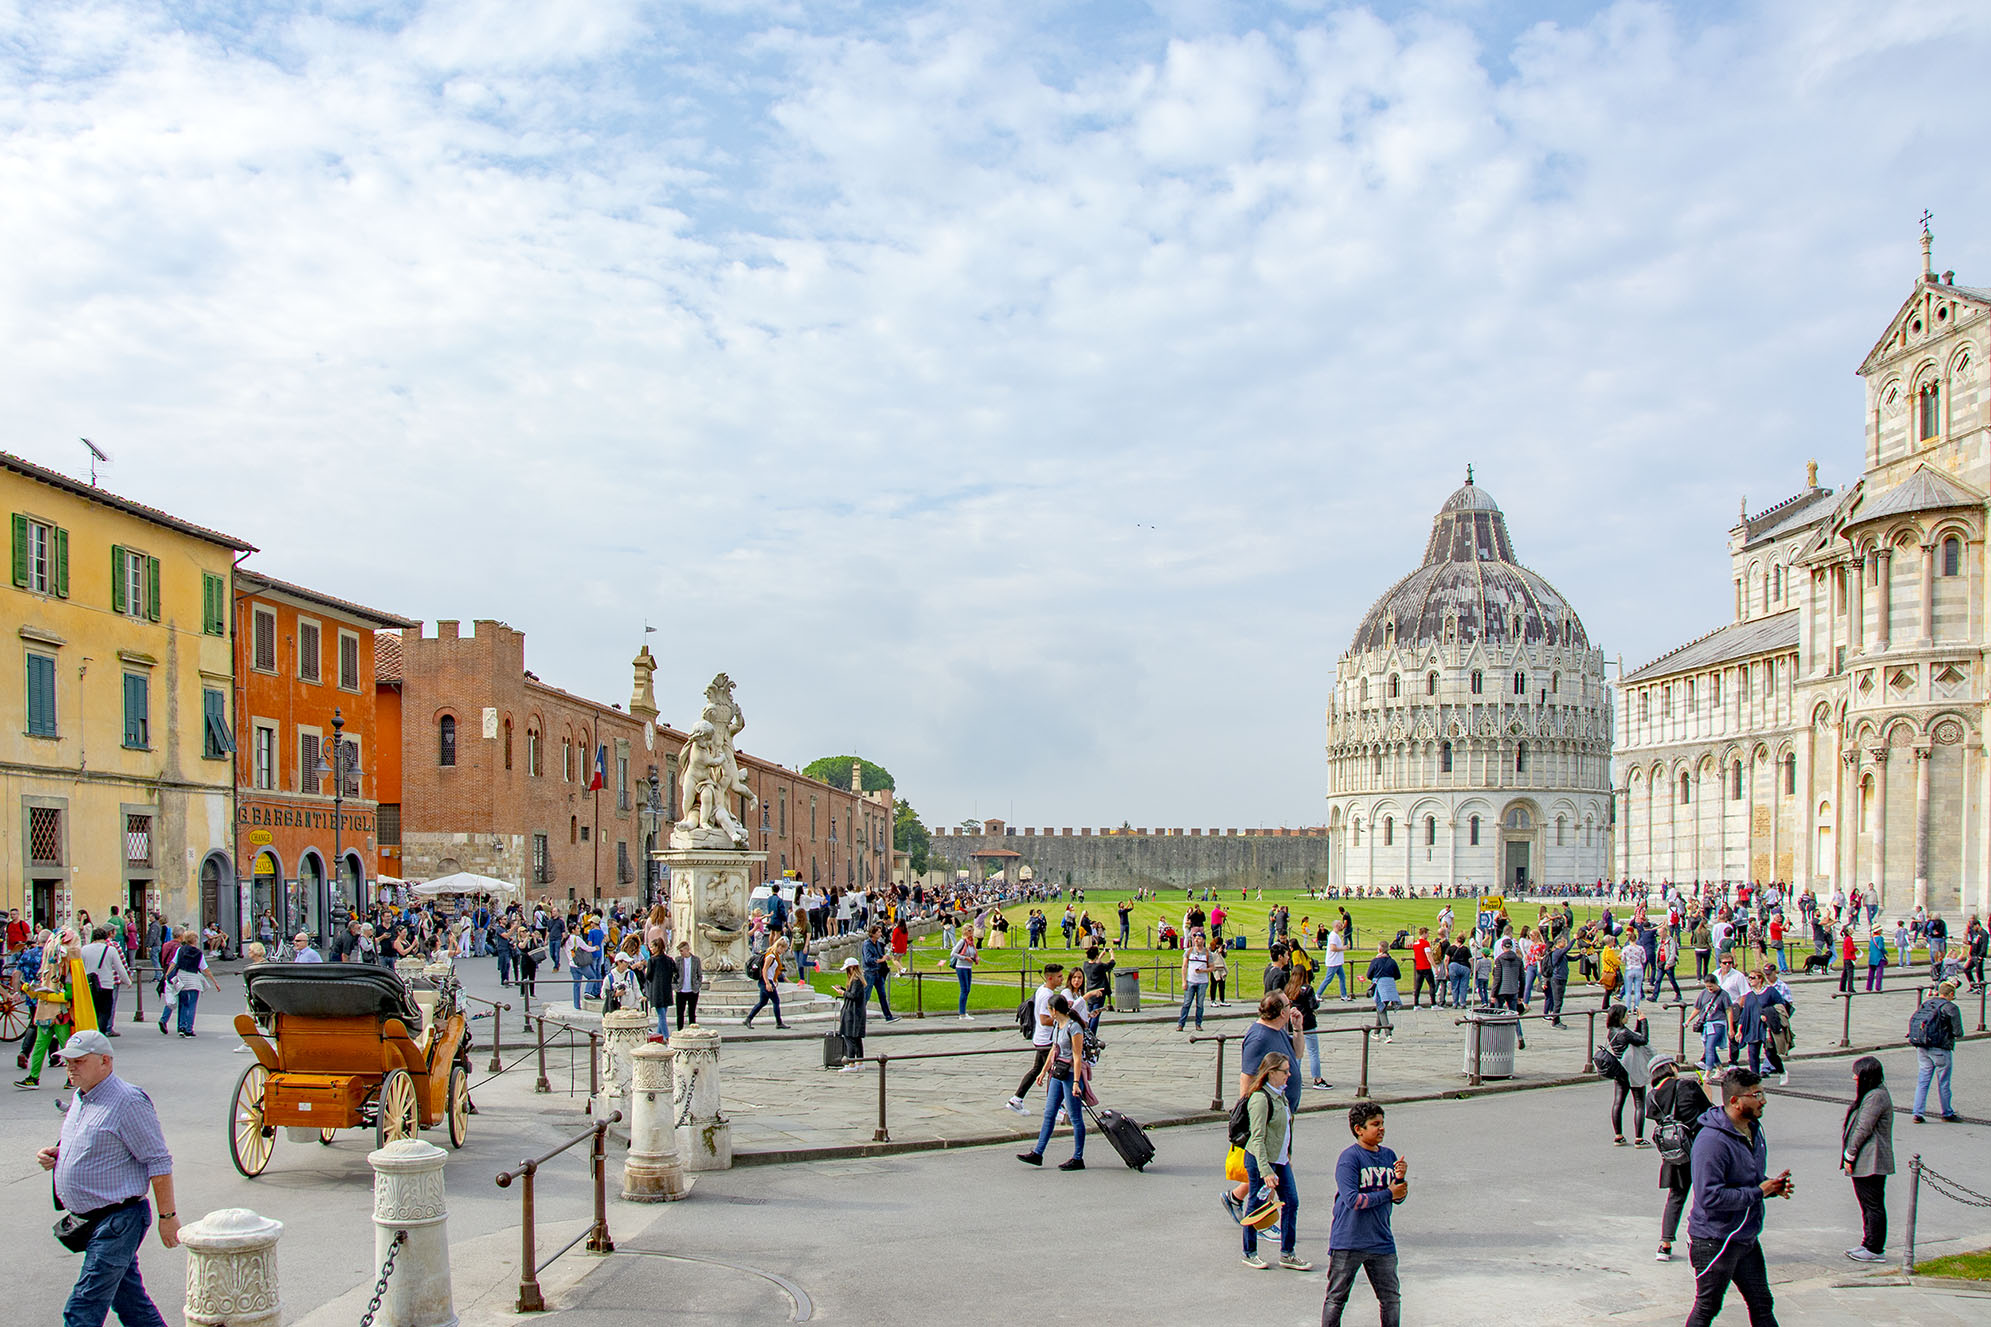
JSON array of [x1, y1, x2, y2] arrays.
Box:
[[232, 569, 415, 942], [375, 619, 891, 905]]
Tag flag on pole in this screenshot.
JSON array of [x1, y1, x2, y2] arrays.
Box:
[[589, 744, 607, 792]]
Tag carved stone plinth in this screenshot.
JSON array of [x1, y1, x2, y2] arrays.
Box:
[[668, 1025, 730, 1171], [621, 1040, 694, 1202], [597, 1008, 651, 1118], [653, 846, 765, 980], [368, 1139, 456, 1327], [182, 1208, 283, 1327]]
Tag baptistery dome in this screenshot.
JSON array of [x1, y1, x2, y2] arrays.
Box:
[[1348, 475, 1591, 655], [1324, 472, 1613, 892]]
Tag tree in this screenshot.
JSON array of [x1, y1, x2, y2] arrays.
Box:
[[894, 801, 932, 876], [803, 755, 895, 793], [957, 818, 982, 835]]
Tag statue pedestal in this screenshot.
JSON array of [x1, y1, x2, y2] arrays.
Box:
[[654, 846, 764, 982]]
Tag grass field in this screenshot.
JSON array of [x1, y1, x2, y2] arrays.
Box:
[[1912, 1248, 1991, 1280], [801, 890, 1629, 1017]]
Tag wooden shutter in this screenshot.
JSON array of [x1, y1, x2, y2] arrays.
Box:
[[145, 556, 160, 621], [110, 545, 127, 613], [123, 673, 146, 746], [53, 527, 68, 598], [300, 733, 321, 793], [9, 514, 26, 587], [27, 655, 55, 736], [202, 573, 223, 635]]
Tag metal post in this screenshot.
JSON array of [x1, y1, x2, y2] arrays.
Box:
[[132, 964, 145, 1022], [874, 1055, 890, 1142], [1357, 1025, 1370, 1098], [1211, 1036, 1226, 1110], [1840, 993, 1853, 1048], [1467, 1017, 1482, 1087], [534, 1016, 551, 1094], [1977, 982, 1987, 1033], [587, 1115, 616, 1253], [516, 1164, 543, 1312], [1584, 1008, 1599, 1072], [587, 1031, 600, 1112], [488, 999, 509, 1074], [915, 972, 924, 1019], [1903, 1154, 1922, 1274], [1674, 1004, 1688, 1060]]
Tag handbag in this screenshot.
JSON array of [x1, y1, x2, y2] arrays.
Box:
[[1224, 1144, 1249, 1182], [525, 946, 549, 966]]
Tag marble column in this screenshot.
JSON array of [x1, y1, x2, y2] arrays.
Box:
[[1837, 749, 1856, 893], [1913, 746, 1932, 910], [670, 1025, 730, 1171], [1875, 548, 1893, 651], [1849, 555, 1866, 651], [1869, 751, 1889, 909], [597, 1008, 651, 1120], [621, 1040, 693, 1203], [181, 1209, 283, 1327], [1920, 542, 1936, 645], [369, 1139, 455, 1327]]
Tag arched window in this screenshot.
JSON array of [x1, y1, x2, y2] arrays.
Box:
[[1942, 536, 1961, 577], [1388, 674, 1400, 699], [1859, 776, 1874, 831], [1782, 753, 1796, 795], [1468, 815, 1480, 846], [1679, 772, 1691, 804], [1383, 620, 1395, 648], [1383, 817, 1394, 847], [1551, 672, 1560, 694], [1352, 820, 1362, 847], [526, 726, 540, 776], [1516, 742, 1529, 774], [1440, 741, 1453, 774], [1513, 671, 1526, 696], [1359, 678, 1369, 702], [438, 715, 456, 767], [1556, 815, 1565, 847], [1373, 751, 1383, 777], [1427, 671, 1438, 695], [1919, 381, 1941, 440], [1425, 816, 1436, 846], [1638, 692, 1649, 721], [503, 717, 513, 771], [1731, 761, 1744, 800], [1470, 670, 1483, 695], [570, 815, 579, 844]]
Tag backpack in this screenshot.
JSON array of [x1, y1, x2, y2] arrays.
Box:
[[1016, 995, 1036, 1041], [1227, 1089, 1260, 1147], [1653, 1117, 1693, 1165], [1907, 999, 1953, 1050]]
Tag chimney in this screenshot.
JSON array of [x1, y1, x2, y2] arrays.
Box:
[[629, 645, 659, 722], [851, 762, 863, 793]]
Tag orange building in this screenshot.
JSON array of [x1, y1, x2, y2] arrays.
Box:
[[232, 569, 414, 944]]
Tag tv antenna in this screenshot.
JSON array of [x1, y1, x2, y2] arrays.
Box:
[[80, 438, 110, 487]]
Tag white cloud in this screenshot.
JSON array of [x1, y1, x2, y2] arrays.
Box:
[[4, 0, 1991, 832]]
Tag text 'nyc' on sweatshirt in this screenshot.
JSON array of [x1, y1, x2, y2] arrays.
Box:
[[1329, 1143, 1399, 1254]]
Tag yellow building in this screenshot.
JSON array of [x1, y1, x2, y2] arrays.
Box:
[[4, 452, 254, 932]]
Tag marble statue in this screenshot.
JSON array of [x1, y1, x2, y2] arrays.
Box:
[[671, 673, 757, 850]]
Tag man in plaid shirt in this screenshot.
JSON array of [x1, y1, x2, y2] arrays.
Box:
[[36, 1031, 180, 1327]]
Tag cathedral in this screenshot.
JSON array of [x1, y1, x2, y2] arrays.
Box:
[[1324, 475, 1614, 890], [1615, 231, 1990, 920]]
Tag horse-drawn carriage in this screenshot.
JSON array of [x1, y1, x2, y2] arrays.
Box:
[[228, 962, 472, 1177]]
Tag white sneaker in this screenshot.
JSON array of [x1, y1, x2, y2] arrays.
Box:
[[1006, 1097, 1028, 1114], [1780, 1072, 1789, 1086], [960, 1015, 975, 1022], [838, 1063, 862, 1073]]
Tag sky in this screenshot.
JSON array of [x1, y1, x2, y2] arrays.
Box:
[[5, 0, 1990, 832]]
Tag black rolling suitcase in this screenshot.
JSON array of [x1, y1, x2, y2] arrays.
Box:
[[823, 1033, 845, 1069], [1085, 1101, 1155, 1170]]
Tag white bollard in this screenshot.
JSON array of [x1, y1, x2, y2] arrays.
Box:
[[622, 1039, 694, 1202], [597, 1008, 651, 1118], [369, 1139, 457, 1327], [668, 1025, 730, 1171], [181, 1209, 283, 1327]]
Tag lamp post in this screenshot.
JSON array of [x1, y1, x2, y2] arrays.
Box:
[[315, 707, 363, 948], [640, 770, 664, 908]]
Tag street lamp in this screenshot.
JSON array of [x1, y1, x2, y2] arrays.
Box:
[[315, 707, 363, 947], [640, 769, 664, 907]]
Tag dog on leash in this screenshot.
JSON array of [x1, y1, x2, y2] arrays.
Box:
[[1800, 952, 1833, 974]]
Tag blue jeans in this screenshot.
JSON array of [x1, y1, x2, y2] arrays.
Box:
[[1914, 1048, 1954, 1117], [1448, 965, 1469, 1006], [63, 1200, 166, 1327], [571, 965, 585, 1006], [1034, 1074, 1084, 1159], [1317, 967, 1348, 1000], [1700, 1021, 1726, 1073], [1304, 1030, 1321, 1082], [1241, 1155, 1297, 1256], [1624, 968, 1644, 1009], [1178, 982, 1206, 1029], [866, 968, 895, 1019], [159, 989, 200, 1034], [956, 967, 973, 1015], [745, 979, 781, 1025]]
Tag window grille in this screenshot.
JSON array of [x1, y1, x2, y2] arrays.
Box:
[[28, 807, 62, 865], [125, 814, 152, 866]]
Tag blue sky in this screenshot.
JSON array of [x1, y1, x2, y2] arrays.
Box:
[[5, 0, 1989, 830]]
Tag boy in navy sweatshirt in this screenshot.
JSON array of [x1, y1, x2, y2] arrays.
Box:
[[1322, 1102, 1408, 1327]]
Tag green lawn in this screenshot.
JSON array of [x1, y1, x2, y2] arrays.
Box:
[[1913, 1248, 1991, 1280]]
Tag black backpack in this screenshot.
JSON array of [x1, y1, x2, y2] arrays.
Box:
[[1228, 1087, 1270, 1147], [1016, 995, 1036, 1041], [1907, 999, 1953, 1050]]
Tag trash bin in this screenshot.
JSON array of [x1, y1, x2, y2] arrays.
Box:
[[1114, 969, 1142, 1014], [1462, 1007, 1520, 1080]]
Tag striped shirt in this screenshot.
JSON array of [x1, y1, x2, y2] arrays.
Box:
[[55, 1073, 172, 1214]]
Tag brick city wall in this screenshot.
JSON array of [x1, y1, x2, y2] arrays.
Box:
[[931, 824, 1331, 892]]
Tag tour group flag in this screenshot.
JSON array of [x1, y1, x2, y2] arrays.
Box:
[[589, 744, 607, 792]]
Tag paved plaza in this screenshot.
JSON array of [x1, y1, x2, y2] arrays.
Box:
[[7, 955, 1989, 1324]]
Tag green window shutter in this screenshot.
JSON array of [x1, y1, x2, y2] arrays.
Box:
[[52, 527, 68, 598], [201, 572, 223, 635], [110, 545, 127, 613], [123, 673, 145, 746], [145, 556, 161, 622], [26, 654, 57, 736], [9, 514, 26, 588]]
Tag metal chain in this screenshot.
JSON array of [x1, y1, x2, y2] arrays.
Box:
[[1921, 1164, 1991, 1208], [357, 1230, 407, 1327]]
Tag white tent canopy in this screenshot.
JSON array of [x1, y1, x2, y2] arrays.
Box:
[[408, 871, 517, 897]]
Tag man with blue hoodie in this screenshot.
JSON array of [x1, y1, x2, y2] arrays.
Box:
[[1683, 1067, 1795, 1327], [1321, 1102, 1407, 1327]]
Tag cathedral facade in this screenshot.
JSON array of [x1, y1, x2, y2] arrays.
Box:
[[1616, 235, 1991, 919], [1325, 476, 1614, 890]]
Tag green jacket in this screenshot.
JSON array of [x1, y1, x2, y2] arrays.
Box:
[[1245, 1086, 1290, 1176]]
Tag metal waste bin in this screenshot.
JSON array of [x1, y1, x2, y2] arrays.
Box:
[[1114, 969, 1141, 1013], [1462, 1007, 1520, 1080]]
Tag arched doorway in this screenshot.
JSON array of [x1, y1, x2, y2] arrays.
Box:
[[199, 853, 237, 943], [337, 851, 365, 924], [297, 852, 325, 942], [1500, 803, 1538, 891], [252, 851, 283, 943]]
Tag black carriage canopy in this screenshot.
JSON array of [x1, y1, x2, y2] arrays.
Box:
[[243, 962, 422, 1025]]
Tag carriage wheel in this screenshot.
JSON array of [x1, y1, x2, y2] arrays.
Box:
[[229, 1064, 275, 1178], [446, 1066, 470, 1149], [0, 989, 26, 1042], [375, 1069, 419, 1148], [318, 1128, 337, 1145]]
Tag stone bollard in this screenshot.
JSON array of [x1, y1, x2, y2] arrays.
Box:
[[181, 1209, 283, 1327], [369, 1139, 457, 1327], [668, 1025, 730, 1171], [597, 1008, 651, 1118], [621, 1040, 694, 1202]]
